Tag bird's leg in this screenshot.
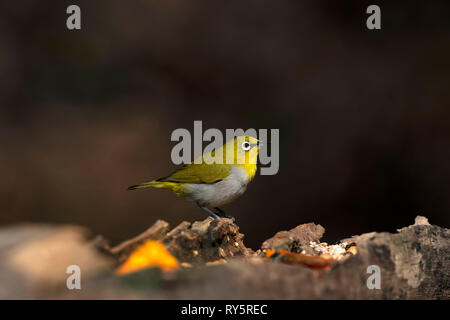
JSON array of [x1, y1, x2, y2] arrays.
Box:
[[214, 207, 235, 222], [198, 205, 221, 220]]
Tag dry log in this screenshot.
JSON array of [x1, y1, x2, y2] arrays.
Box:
[[0, 216, 447, 299]]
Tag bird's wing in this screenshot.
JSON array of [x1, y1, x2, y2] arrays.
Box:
[[157, 163, 231, 184]]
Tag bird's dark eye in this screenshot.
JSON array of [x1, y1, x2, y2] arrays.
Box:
[[242, 141, 251, 151]]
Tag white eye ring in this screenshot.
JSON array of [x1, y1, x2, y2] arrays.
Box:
[[241, 141, 251, 151]]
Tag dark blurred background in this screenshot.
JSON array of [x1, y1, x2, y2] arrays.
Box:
[[1, 1, 449, 248]]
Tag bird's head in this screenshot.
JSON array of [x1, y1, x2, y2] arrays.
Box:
[[227, 135, 260, 166], [202, 135, 260, 168]]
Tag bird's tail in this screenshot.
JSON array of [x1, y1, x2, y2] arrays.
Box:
[[127, 180, 161, 190], [128, 180, 185, 196]]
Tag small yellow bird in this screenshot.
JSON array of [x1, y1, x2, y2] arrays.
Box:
[[128, 136, 260, 219]]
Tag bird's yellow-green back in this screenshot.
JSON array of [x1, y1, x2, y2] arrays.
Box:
[[128, 136, 259, 194]]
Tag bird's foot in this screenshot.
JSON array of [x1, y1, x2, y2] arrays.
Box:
[[213, 207, 236, 223], [207, 213, 221, 220], [224, 214, 236, 223], [199, 205, 236, 222], [199, 205, 221, 220]]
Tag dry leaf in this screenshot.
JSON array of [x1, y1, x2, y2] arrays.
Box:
[[116, 240, 179, 275], [265, 249, 337, 270], [346, 245, 358, 255]]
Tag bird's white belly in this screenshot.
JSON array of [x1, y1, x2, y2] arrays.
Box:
[[185, 166, 250, 208]]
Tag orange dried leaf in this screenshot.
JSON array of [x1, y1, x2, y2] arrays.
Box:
[[266, 249, 337, 270], [206, 259, 227, 266], [346, 245, 358, 255], [116, 240, 179, 275], [264, 249, 276, 258]]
